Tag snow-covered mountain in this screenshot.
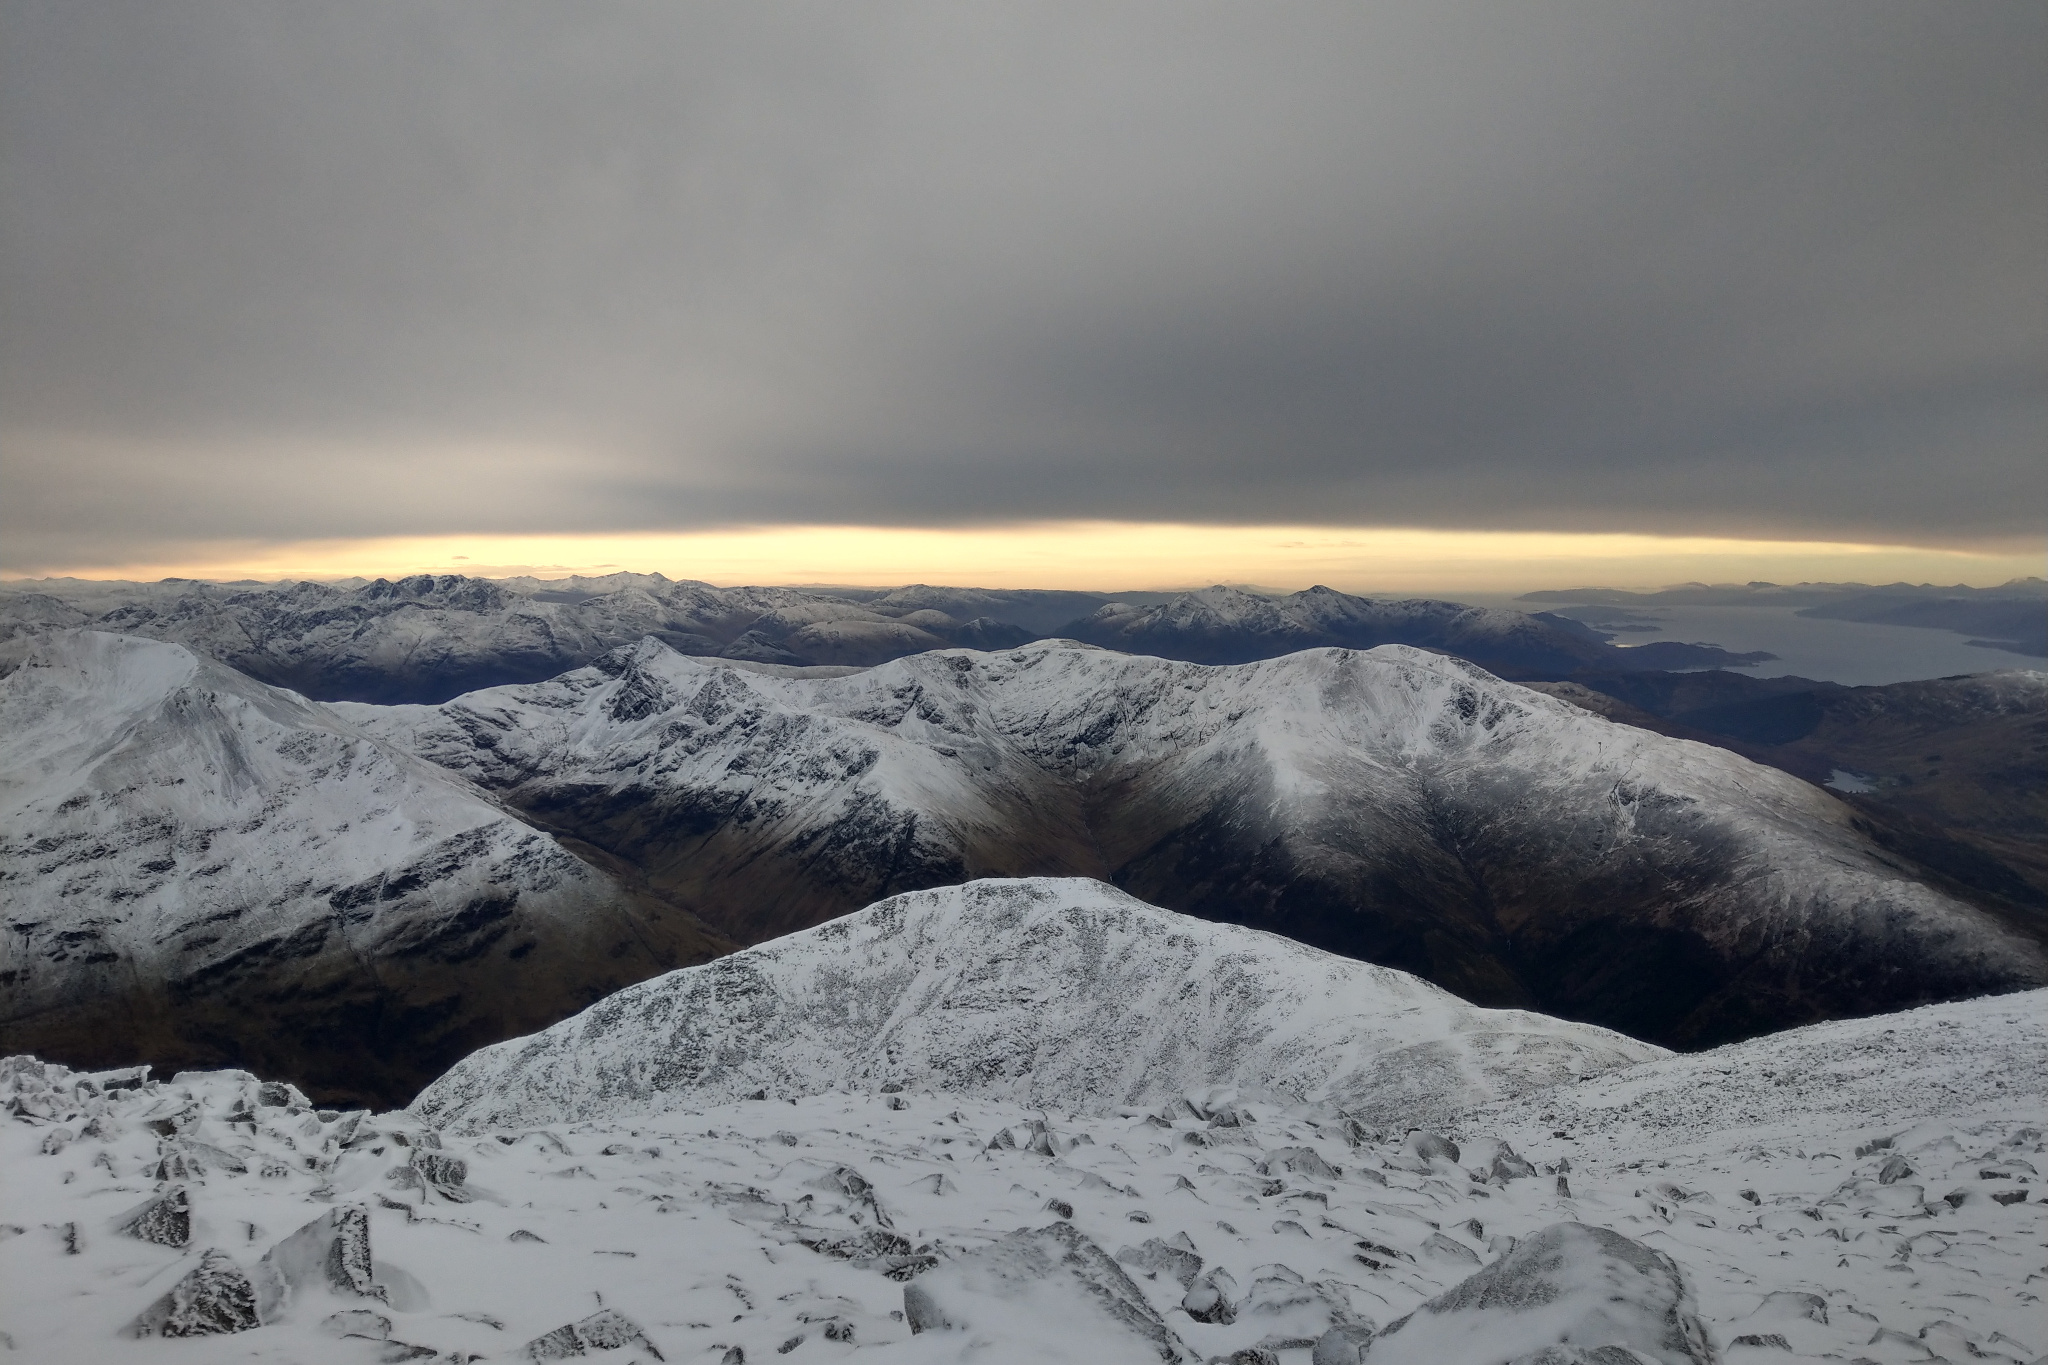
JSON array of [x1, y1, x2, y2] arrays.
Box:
[[412, 878, 1665, 1132], [1062, 584, 1773, 672], [0, 631, 731, 1108], [346, 637, 2047, 1047], [3, 979, 2038, 1361]]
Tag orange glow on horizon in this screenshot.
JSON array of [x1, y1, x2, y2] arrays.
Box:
[[7, 523, 2039, 594]]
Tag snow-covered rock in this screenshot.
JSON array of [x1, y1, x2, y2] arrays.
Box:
[[0, 631, 730, 1108], [347, 637, 2046, 1047], [410, 878, 1664, 1131], [520, 1307, 665, 1360], [903, 1220, 1196, 1362], [126, 1246, 262, 1338], [1367, 1222, 1715, 1365]]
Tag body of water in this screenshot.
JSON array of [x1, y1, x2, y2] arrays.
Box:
[[1461, 597, 2038, 687]]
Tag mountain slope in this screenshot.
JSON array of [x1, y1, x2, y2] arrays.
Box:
[[1455, 985, 2048, 1160], [0, 631, 732, 1106], [347, 637, 2047, 1047], [1530, 667, 2048, 908], [412, 877, 1665, 1131]]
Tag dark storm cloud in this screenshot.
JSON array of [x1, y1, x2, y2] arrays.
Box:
[[2, 1, 2042, 568]]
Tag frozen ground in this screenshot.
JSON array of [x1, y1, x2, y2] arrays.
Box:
[[2, 988, 2040, 1363]]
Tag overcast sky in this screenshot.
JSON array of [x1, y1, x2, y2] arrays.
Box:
[[3, 1, 2042, 574]]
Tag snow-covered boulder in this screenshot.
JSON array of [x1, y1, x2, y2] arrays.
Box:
[[902, 1221, 1196, 1363], [126, 1247, 262, 1338], [1367, 1223, 1716, 1365]]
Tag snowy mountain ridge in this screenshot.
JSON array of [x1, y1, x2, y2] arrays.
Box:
[[347, 635, 2047, 1047], [413, 877, 1666, 1132]]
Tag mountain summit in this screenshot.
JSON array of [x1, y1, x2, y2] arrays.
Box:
[[414, 877, 1666, 1131]]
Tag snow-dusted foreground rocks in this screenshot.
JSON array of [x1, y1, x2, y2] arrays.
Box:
[[414, 878, 1664, 1132], [3, 988, 2042, 1363]]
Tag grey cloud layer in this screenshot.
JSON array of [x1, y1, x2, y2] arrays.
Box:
[[2, 1, 2041, 567]]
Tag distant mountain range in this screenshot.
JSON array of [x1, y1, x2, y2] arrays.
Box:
[[0, 574, 1772, 705], [1060, 584, 1772, 673]]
